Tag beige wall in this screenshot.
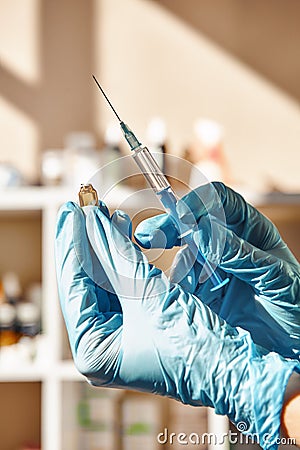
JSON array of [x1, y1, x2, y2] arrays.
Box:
[[153, 0, 300, 104], [0, 0, 95, 182], [0, 0, 299, 191], [95, 0, 300, 192]]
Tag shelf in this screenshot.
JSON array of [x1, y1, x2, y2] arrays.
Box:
[[0, 186, 74, 210], [55, 361, 86, 381], [0, 366, 46, 382], [0, 186, 299, 211], [0, 186, 160, 216], [0, 185, 145, 210], [0, 361, 84, 383]]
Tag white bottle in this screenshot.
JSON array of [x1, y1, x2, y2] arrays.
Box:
[[146, 117, 167, 172], [101, 122, 123, 192]]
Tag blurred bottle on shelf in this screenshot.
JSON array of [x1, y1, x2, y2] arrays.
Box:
[[0, 274, 42, 363], [146, 117, 167, 173], [16, 302, 40, 338], [77, 384, 120, 450], [3, 271, 22, 305], [100, 122, 123, 193], [2, 272, 41, 338], [41, 132, 102, 188], [63, 132, 101, 189], [25, 282, 42, 310], [122, 393, 163, 450], [188, 118, 231, 188], [41, 149, 64, 186], [16, 281, 42, 362], [0, 162, 23, 188], [0, 280, 19, 346]]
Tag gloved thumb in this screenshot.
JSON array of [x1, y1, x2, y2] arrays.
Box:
[[134, 213, 180, 249], [134, 183, 225, 249], [111, 209, 132, 239]]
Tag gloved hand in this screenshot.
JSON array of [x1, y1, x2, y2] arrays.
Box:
[[135, 182, 300, 360], [55, 199, 299, 450]]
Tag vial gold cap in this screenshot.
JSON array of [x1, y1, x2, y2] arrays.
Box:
[[78, 184, 99, 207]]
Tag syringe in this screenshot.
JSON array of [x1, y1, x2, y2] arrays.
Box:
[[92, 76, 229, 291]]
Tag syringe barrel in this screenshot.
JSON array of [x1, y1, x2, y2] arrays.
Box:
[[132, 146, 170, 192]]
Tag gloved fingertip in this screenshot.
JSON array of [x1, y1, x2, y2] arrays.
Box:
[[84, 203, 107, 222], [134, 231, 152, 249], [56, 202, 83, 238], [98, 200, 110, 218], [135, 214, 178, 249], [134, 221, 152, 249], [58, 201, 80, 214], [56, 202, 83, 229], [111, 210, 132, 238], [176, 191, 201, 225], [211, 181, 227, 199]]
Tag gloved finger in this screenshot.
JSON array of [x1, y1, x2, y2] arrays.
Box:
[[177, 182, 262, 228], [98, 200, 110, 218], [85, 207, 167, 302], [134, 213, 181, 249], [177, 183, 295, 260], [169, 245, 199, 293], [111, 210, 143, 255], [177, 183, 259, 241], [194, 215, 299, 305], [111, 209, 132, 239], [55, 202, 122, 352], [82, 200, 110, 218]]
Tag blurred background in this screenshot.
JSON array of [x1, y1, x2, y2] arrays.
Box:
[[0, 1, 299, 449], [1, 0, 300, 191]]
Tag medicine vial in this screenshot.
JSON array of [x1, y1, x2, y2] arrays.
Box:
[[78, 184, 99, 207]]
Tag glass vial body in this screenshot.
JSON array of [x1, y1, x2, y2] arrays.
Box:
[[78, 184, 99, 207]]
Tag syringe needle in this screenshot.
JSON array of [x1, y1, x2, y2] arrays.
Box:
[[92, 75, 122, 123], [92, 74, 141, 150]]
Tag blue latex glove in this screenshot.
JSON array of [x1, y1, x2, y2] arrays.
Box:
[[135, 182, 300, 360], [55, 199, 300, 450]]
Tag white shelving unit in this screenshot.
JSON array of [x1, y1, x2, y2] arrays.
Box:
[[1, 186, 299, 450], [0, 187, 81, 450]]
